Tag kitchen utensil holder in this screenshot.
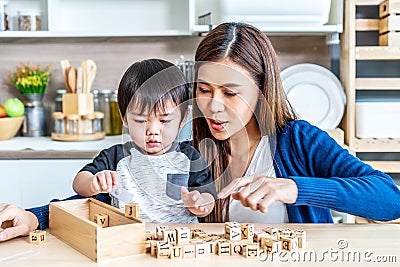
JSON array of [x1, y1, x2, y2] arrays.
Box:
[[62, 93, 94, 115]]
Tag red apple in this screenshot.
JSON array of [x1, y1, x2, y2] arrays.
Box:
[[0, 105, 6, 118]]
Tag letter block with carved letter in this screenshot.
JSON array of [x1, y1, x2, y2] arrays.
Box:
[[170, 244, 183, 259], [225, 224, 241, 241], [182, 244, 196, 258], [241, 224, 254, 240], [263, 239, 281, 254], [293, 230, 306, 249], [29, 230, 46, 245], [176, 227, 191, 244], [162, 229, 177, 244], [94, 214, 109, 227], [217, 241, 231, 256], [124, 203, 139, 218], [281, 236, 299, 251], [243, 243, 259, 258], [156, 241, 171, 259]]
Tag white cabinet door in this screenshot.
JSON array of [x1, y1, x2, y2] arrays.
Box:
[[0, 159, 91, 209]]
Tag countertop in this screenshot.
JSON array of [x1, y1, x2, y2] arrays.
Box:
[[0, 223, 399, 266], [0, 136, 122, 158]]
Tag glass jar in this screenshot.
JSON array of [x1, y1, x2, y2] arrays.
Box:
[[18, 10, 41, 31], [99, 90, 111, 135], [0, 1, 8, 31], [92, 89, 100, 112], [81, 113, 94, 134], [55, 89, 67, 112], [110, 90, 122, 135], [52, 112, 65, 134], [93, 112, 104, 133], [66, 114, 79, 135]]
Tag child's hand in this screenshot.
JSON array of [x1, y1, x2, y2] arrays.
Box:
[[91, 170, 118, 193], [181, 187, 214, 217]]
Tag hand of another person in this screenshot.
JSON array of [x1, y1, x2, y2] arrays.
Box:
[[218, 174, 298, 212], [0, 203, 39, 242], [181, 187, 214, 217], [92, 170, 118, 193]]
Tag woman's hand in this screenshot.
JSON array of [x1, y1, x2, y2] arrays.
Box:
[[218, 174, 298, 212], [181, 187, 215, 217], [0, 203, 39, 242]]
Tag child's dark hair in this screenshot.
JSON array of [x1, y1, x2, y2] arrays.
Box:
[[118, 58, 189, 121]]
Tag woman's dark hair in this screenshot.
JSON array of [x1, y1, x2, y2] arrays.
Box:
[[192, 22, 296, 222], [118, 58, 189, 121]]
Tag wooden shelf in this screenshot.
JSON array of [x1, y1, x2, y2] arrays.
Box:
[[356, 46, 400, 59], [356, 0, 382, 5], [355, 19, 379, 31], [355, 78, 400, 89], [365, 161, 400, 173], [352, 138, 400, 152]]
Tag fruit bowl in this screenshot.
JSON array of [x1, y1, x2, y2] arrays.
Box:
[[0, 117, 24, 140]]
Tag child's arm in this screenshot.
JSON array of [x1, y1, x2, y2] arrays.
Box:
[[181, 187, 215, 217], [73, 170, 118, 197]]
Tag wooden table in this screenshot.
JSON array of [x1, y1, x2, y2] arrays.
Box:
[[1, 223, 399, 266]]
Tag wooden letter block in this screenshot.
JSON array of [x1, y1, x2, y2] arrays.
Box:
[[264, 239, 281, 254], [190, 228, 204, 238], [162, 229, 177, 244], [94, 214, 109, 227], [29, 230, 46, 245], [262, 227, 278, 235], [243, 243, 259, 258], [170, 244, 183, 259], [175, 227, 191, 244], [225, 225, 241, 241], [281, 236, 299, 251], [156, 226, 169, 240], [145, 231, 155, 241], [230, 242, 244, 256], [156, 241, 171, 259], [125, 203, 139, 218], [205, 241, 217, 254], [182, 244, 195, 258], [217, 241, 231, 256], [194, 242, 207, 257], [150, 241, 158, 256], [293, 230, 307, 249], [241, 224, 254, 240]]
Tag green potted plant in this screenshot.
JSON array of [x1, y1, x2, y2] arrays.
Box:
[[8, 62, 51, 137]]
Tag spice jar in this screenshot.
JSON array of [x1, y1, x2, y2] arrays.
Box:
[[93, 112, 104, 133], [18, 11, 41, 31], [55, 89, 67, 112], [92, 89, 100, 112], [66, 114, 79, 135], [110, 90, 122, 135], [99, 90, 111, 135], [0, 1, 9, 31], [52, 112, 65, 134], [81, 113, 95, 134]]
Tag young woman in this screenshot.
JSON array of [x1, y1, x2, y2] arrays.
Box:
[[1, 22, 399, 242], [192, 22, 400, 223]]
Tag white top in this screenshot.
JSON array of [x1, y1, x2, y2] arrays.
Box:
[[229, 136, 289, 223]]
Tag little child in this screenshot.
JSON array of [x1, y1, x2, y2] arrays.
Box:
[[73, 59, 216, 223]]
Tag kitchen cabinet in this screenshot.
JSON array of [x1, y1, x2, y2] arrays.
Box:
[[0, 136, 121, 208], [0, 0, 343, 38], [340, 0, 400, 172]]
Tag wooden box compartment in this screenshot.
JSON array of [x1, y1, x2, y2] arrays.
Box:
[[62, 93, 94, 115], [379, 0, 400, 18], [49, 198, 145, 262], [379, 14, 400, 34], [379, 31, 400, 46]]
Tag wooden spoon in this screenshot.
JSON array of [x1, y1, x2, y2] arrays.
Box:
[[85, 59, 97, 93], [67, 66, 77, 94]]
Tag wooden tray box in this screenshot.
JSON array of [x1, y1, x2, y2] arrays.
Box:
[[62, 93, 94, 115], [379, 31, 400, 46], [49, 198, 146, 262]]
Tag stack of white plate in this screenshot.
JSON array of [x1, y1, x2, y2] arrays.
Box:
[[281, 63, 346, 130]]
